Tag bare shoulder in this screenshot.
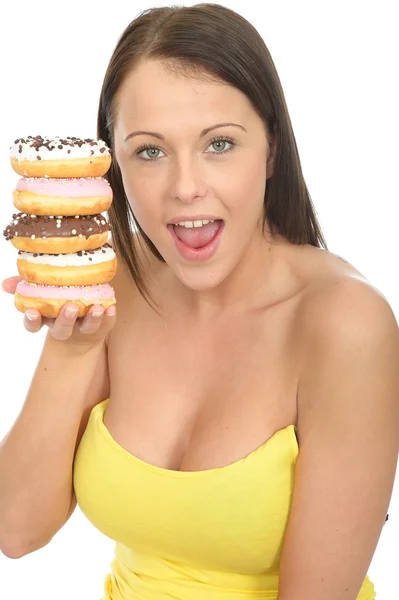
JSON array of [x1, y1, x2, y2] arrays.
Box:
[[300, 261, 394, 339], [294, 247, 398, 391], [295, 245, 391, 323]]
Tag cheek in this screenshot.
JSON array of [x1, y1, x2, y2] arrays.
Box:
[[119, 169, 150, 216], [224, 159, 266, 212]]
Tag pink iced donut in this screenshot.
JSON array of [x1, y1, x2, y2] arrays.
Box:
[[13, 176, 113, 216], [14, 280, 116, 318]]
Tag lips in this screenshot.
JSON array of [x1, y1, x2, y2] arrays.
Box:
[[168, 220, 224, 261]]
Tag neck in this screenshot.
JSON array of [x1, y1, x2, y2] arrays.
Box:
[[162, 227, 291, 324]]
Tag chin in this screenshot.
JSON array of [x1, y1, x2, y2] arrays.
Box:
[[170, 260, 230, 291]]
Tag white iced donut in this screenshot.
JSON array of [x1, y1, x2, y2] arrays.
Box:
[[10, 136, 111, 178], [16, 243, 117, 286]]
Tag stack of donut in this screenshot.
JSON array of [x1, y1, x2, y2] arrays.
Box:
[[3, 135, 117, 318]]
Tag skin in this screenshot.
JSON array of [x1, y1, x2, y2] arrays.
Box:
[[113, 59, 293, 323]]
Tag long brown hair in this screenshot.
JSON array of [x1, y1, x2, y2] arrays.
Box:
[[97, 3, 328, 311]]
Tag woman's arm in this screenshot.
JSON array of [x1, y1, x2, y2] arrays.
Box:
[[277, 278, 399, 600], [0, 334, 110, 559]]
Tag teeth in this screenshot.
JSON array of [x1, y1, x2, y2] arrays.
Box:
[[176, 219, 214, 228]]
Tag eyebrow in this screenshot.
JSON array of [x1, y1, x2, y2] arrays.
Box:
[[124, 123, 247, 143]]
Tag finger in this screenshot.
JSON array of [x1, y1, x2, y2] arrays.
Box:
[[51, 303, 79, 341], [79, 305, 105, 335], [1, 276, 22, 294], [23, 310, 44, 333], [104, 305, 116, 317]]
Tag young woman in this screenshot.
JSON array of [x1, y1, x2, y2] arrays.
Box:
[[1, 5, 398, 600]]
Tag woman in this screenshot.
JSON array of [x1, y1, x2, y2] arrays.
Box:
[[1, 4, 398, 600]]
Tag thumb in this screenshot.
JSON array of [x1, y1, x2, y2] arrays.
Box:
[[1, 276, 22, 294]]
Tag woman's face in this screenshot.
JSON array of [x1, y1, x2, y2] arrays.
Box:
[[113, 59, 276, 296]]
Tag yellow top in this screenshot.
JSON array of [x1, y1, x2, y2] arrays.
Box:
[[73, 398, 376, 600]]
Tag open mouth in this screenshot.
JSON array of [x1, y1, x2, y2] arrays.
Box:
[[167, 220, 224, 261], [168, 220, 223, 249]]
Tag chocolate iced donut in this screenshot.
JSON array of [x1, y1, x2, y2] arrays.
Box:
[[10, 136, 111, 178], [16, 243, 117, 286], [3, 212, 109, 254], [13, 176, 113, 216]]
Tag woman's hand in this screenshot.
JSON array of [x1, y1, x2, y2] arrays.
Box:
[[2, 276, 116, 347]]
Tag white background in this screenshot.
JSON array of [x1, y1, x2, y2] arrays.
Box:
[[0, 0, 398, 598]]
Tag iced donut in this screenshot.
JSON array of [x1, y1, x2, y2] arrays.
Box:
[[10, 136, 111, 178], [3, 212, 109, 254], [14, 280, 116, 318], [13, 177, 113, 216], [16, 243, 117, 286]]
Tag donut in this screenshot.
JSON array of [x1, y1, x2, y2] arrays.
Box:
[[10, 136, 111, 178], [3, 212, 109, 254], [13, 176, 113, 216], [14, 280, 116, 318], [16, 243, 117, 286]]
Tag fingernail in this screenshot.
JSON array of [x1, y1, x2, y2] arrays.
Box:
[[25, 311, 37, 321], [107, 306, 116, 316], [92, 310, 103, 318], [65, 306, 78, 318]]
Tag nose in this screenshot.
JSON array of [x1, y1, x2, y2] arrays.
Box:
[[169, 155, 207, 204]]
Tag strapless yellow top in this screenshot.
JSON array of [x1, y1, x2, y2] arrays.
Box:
[[73, 398, 376, 600]]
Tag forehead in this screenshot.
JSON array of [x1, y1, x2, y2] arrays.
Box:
[[115, 60, 253, 126]]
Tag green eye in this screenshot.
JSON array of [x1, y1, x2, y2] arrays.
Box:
[[135, 136, 237, 161]]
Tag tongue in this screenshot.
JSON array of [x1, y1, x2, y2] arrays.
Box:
[[173, 221, 222, 248]]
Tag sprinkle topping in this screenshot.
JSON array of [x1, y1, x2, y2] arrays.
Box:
[[3, 212, 109, 241], [10, 136, 111, 161]]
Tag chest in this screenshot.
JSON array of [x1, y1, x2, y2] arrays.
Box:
[[105, 296, 301, 471]]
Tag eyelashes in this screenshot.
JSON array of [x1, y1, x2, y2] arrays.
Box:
[[134, 135, 237, 162]]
